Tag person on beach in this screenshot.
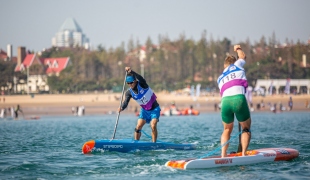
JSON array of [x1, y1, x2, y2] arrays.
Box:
[[14, 104, 23, 119], [288, 96, 293, 111], [217, 45, 252, 157], [118, 67, 161, 142]]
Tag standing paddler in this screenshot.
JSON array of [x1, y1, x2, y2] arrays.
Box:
[[118, 67, 161, 142], [217, 45, 252, 157], [14, 104, 24, 119]]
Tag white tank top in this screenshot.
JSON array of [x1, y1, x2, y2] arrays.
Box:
[[217, 59, 248, 97]]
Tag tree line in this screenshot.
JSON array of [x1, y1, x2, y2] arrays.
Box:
[[1, 32, 309, 94]]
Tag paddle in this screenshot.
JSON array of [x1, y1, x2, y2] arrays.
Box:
[[111, 70, 128, 140], [236, 47, 242, 153], [237, 123, 242, 152]]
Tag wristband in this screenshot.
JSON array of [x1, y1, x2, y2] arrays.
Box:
[[236, 48, 242, 51]]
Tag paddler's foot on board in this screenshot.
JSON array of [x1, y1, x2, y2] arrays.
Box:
[[221, 152, 227, 158]]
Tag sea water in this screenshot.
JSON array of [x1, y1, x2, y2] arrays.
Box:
[[0, 112, 309, 179]]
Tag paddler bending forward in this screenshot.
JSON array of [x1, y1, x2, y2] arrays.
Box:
[[118, 67, 161, 142], [217, 45, 252, 157]]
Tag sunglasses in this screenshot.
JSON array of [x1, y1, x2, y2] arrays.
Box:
[[127, 81, 134, 84]]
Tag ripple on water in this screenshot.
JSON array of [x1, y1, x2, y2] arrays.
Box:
[[0, 113, 309, 179]]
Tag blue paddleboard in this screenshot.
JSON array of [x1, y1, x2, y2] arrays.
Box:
[[82, 139, 196, 153]]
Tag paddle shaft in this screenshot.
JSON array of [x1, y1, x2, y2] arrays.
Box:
[[236, 49, 242, 153], [237, 123, 242, 152], [111, 71, 128, 139]]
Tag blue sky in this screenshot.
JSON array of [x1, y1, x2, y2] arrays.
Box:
[[1, 0, 309, 55]]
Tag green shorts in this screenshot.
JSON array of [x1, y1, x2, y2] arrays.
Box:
[[221, 94, 250, 124]]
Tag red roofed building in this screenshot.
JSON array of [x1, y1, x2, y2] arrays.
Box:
[[14, 54, 41, 72], [14, 53, 70, 93], [43, 57, 71, 76], [0, 49, 17, 63], [0, 49, 8, 60], [15, 54, 70, 75], [125, 45, 159, 64]]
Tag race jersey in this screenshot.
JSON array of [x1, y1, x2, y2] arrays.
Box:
[[129, 82, 157, 110], [217, 59, 248, 97]]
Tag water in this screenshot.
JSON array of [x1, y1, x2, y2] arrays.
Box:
[[0, 112, 309, 179]]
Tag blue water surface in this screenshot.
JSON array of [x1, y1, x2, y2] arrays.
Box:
[[0, 112, 309, 180]]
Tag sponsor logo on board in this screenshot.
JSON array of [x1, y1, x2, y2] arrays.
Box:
[[214, 159, 233, 165], [85, 145, 92, 152], [103, 145, 123, 148], [263, 153, 276, 157], [183, 146, 190, 150], [276, 149, 290, 154]]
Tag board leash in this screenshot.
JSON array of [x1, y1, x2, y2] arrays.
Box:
[[141, 130, 165, 143], [198, 130, 243, 159]]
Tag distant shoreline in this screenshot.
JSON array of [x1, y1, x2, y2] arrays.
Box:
[[0, 93, 309, 118]]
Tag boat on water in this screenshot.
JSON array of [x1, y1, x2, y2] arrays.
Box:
[[165, 148, 299, 169], [160, 107, 182, 116], [160, 106, 200, 116], [135, 107, 200, 116], [82, 139, 196, 154], [159, 101, 199, 116], [180, 107, 200, 116]]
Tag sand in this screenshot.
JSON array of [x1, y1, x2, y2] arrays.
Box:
[[0, 92, 309, 117]]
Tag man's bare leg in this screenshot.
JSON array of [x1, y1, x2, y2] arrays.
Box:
[[134, 119, 146, 140], [221, 122, 234, 158], [239, 118, 251, 156], [150, 119, 158, 142]]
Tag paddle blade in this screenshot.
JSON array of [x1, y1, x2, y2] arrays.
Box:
[[82, 140, 95, 154], [237, 143, 242, 153]]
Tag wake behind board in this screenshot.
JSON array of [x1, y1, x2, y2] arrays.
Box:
[[82, 139, 196, 154], [165, 148, 299, 170]]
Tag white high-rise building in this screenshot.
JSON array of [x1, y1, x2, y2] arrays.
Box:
[[52, 18, 90, 49], [6, 44, 12, 61]]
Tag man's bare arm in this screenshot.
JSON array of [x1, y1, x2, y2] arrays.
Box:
[[234, 45, 246, 60]]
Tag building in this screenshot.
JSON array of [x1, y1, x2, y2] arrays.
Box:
[[14, 47, 70, 93], [255, 79, 310, 95], [52, 18, 90, 49], [0, 44, 17, 62]]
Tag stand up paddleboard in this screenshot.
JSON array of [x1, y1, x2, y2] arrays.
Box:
[[82, 71, 196, 154], [165, 148, 299, 169], [82, 139, 196, 154]]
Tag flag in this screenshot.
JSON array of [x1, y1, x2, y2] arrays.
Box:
[[196, 84, 201, 97], [191, 85, 195, 97], [284, 78, 290, 94], [246, 86, 253, 103], [269, 80, 273, 95]]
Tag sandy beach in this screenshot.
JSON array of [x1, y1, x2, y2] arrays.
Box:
[[0, 92, 309, 117]]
